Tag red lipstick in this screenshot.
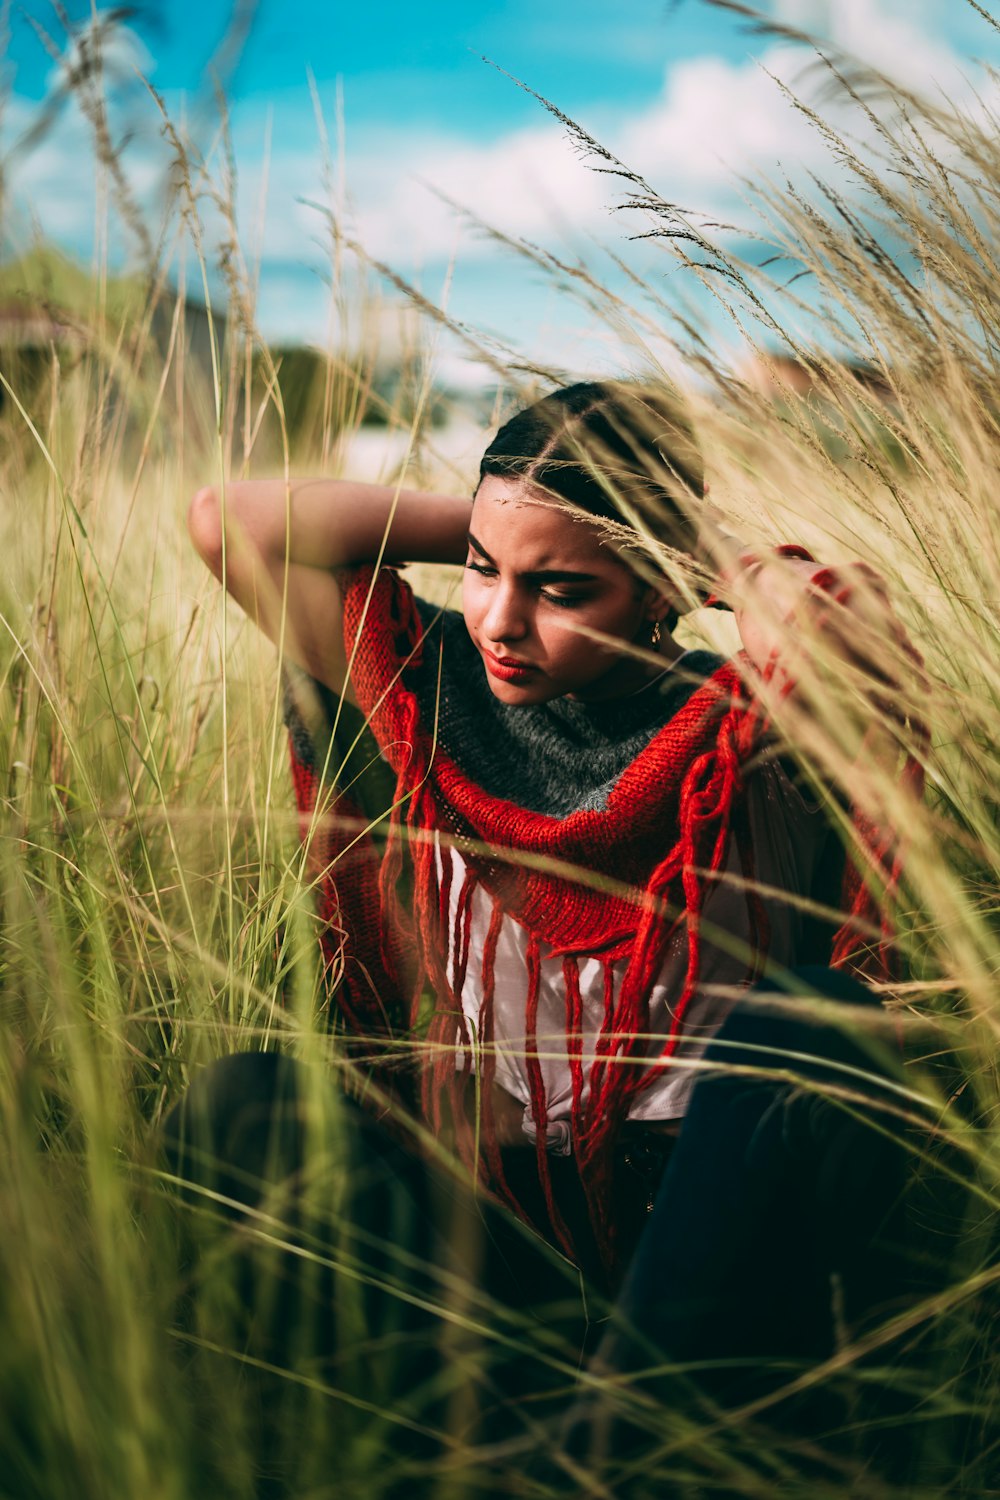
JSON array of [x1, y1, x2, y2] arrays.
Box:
[[482, 650, 537, 684]]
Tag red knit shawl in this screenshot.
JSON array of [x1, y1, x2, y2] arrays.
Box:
[[288, 565, 889, 1266]]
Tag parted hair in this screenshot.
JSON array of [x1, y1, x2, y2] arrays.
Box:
[[478, 381, 705, 568]]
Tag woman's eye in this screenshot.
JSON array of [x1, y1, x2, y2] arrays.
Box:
[[465, 560, 496, 577], [541, 590, 588, 609]]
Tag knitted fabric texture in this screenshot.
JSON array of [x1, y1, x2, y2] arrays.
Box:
[[287, 564, 903, 1268]]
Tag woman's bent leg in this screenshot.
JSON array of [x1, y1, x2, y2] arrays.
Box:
[[614, 969, 913, 1375], [163, 1055, 467, 1433], [569, 969, 963, 1489], [162, 1052, 594, 1487]]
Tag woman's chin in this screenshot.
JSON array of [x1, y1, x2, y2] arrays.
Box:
[[483, 673, 552, 705]]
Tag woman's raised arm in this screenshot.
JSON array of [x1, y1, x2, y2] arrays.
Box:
[[187, 478, 472, 695]]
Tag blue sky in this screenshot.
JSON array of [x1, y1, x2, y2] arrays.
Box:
[[2, 1, 999, 384], [4, 1, 792, 112]]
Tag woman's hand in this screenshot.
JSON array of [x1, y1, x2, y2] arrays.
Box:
[[723, 548, 924, 713]]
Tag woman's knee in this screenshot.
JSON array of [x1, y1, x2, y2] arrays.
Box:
[[162, 1051, 311, 1212], [703, 965, 906, 1101], [161, 1053, 423, 1223]]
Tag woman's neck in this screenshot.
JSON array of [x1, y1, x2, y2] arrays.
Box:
[[567, 633, 685, 704]]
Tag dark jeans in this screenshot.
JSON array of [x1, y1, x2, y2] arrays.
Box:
[[163, 968, 968, 1490], [163, 1051, 595, 1468], [567, 966, 964, 1490], [612, 966, 916, 1369]]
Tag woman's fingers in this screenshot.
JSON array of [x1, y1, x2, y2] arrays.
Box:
[[729, 554, 926, 716]]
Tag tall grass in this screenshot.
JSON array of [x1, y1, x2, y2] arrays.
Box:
[[1, 3, 1000, 1495]]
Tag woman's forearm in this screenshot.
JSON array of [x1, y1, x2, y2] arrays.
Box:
[[187, 477, 473, 693], [188, 477, 472, 580]]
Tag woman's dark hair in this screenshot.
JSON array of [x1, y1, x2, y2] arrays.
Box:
[[479, 380, 705, 564]]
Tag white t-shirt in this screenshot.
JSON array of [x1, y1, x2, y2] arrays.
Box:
[[439, 754, 830, 1153]]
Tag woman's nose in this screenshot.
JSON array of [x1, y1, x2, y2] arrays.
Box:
[[482, 582, 528, 643]]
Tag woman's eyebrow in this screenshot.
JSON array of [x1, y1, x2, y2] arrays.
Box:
[[466, 532, 598, 584], [530, 569, 599, 583]]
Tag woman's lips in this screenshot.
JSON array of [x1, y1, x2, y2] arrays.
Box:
[[482, 650, 538, 683]]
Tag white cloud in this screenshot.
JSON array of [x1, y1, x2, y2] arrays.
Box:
[[334, 42, 853, 266], [347, 122, 609, 263], [771, 0, 962, 86], [47, 16, 156, 95], [618, 46, 822, 199], [0, 77, 171, 266]]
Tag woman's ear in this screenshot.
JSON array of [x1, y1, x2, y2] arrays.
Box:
[[644, 586, 682, 629]]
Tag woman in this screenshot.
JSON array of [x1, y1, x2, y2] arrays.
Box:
[[176, 381, 922, 1474]]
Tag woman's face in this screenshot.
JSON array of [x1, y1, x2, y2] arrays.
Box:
[[463, 475, 675, 705]]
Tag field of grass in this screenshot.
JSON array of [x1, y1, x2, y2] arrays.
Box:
[[2, 8, 1000, 1497]]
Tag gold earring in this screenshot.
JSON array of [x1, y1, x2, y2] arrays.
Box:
[[650, 619, 662, 648]]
